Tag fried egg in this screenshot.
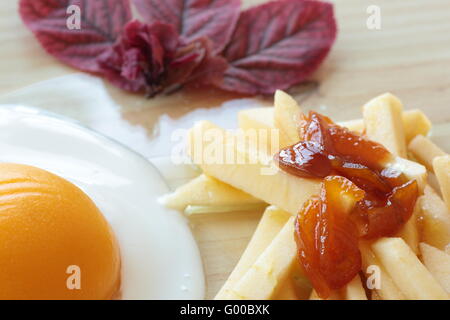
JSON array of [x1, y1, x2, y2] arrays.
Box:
[[0, 106, 204, 299]]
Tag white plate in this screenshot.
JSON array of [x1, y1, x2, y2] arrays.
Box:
[[0, 105, 204, 300]]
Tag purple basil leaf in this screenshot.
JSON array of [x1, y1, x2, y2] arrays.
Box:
[[19, 0, 132, 73], [133, 0, 241, 53], [217, 0, 337, 95]]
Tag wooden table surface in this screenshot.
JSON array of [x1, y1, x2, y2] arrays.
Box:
[[1, 0, 449, 298]]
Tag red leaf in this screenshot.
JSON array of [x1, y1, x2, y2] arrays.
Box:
[[216, 0, 337, 95], [133, 0, 241, 53], [167, 37, 229, 90], [19, 0, 132, 73], [97, 21, 228, 96], [97, 20, 180, 95]]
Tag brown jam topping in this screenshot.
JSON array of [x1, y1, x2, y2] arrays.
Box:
[[275, 111, 419, 298]]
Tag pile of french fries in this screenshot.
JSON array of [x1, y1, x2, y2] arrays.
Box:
[[167, 91, 450, 300]]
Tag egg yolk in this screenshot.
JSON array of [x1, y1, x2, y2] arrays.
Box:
[[0, 163, 120, 300]]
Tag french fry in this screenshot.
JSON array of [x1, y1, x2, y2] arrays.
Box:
[[345, 275, 367, 300], [227, 217, 298, 299], [274, 260, 313, 300], [163, 174, 264, 211], [238, 107, 280, 154], [387, 156, 427, 192], [363, 93, 407, 157], [433, 155, 450, 209], [427, 171, 442, 196], [359, 241, 405, 300], [338, 118, 364, 133], [365, 100, 427, 215], [402, 109, 433, 143], [372, 237, 448, 300], [238, 108, 274, 131], [274, 90, 302, 148], [420, 185, 450, 251], [396, 202, 420, 254], [188, 121, 321, 215], [184, 204, 267, 215], [273, 274, 299, 300], [408, 135, 446, 171], [420, 243, 450, 293], [341, 109, 431, 143], [215, 206, 290, 299], [290, 261, 313, 299]]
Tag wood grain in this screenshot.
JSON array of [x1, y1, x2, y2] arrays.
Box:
[[0, 0, 449, 298]]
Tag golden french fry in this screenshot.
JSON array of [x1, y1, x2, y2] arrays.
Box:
[[345, 275, 367, 300], [163, 174, 264, 211], [184, 204, 267, 215], [433, 155, 450, 209], [227, 217, 298, 299], [239, 108, 274, 131], [372, 237, 448, 300], [359, 241, 405, 300], [188, 121, 321, 215], [396, 202, 420, 254], [388, 157, 427, 192], [341, 109, 431, 143], [420, 243, 450, 293], [238, 108, 278, 155], [402, 109, 433, 143], [338, 119, 365, 132], [290, 262, 313, 299], [427, 171, 442, 196], [420, 185, 450, 251], [274, 259, 313, 300], [274, 90, 302, 148], [408, 135, 446, 171], [215, 206, 290, 299], [363, 93, 407, 157]]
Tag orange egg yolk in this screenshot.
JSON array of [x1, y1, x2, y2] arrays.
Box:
[[0, 163, 121, 300]]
